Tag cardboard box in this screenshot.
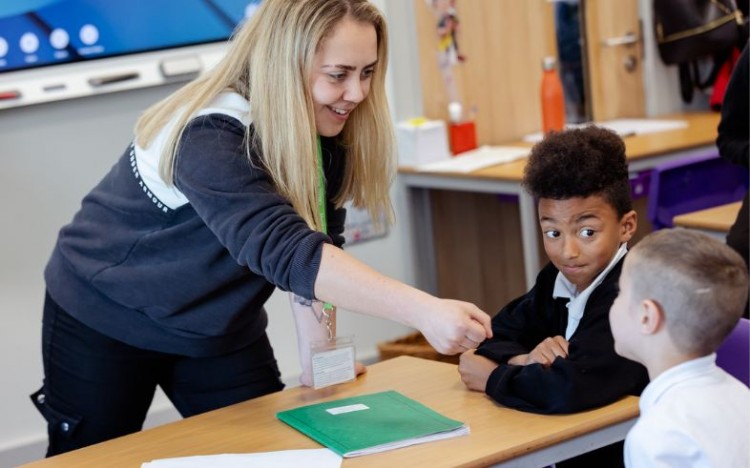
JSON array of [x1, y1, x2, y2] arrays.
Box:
[[396, 119, 451, 167]]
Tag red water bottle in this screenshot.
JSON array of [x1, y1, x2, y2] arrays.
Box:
[[540, 56, 565, 134]]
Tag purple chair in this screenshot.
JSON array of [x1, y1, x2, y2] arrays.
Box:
[[647, 152, 749, 230], [716, 318, 750, 387]]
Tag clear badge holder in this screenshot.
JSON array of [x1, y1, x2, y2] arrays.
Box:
[[310, 304, 356, 389], [311, 335, 356, 389]]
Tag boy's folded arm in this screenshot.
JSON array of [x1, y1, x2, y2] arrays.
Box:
[[483, 339, 648, 414], [475, 340, 528, 364], [476, 287, 548, 364]]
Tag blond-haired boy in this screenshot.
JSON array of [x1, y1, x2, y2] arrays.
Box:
[[610, 228, 750, 466]]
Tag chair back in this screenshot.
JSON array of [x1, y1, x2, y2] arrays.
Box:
[[716, 317, 750, 387], [647, 152, 749, 230]]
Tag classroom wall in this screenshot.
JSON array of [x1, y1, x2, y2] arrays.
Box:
[[0, 0, 699, 465]]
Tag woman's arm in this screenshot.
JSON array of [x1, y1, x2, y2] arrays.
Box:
[[289, 294, 331, 387], [314, 244, 492, 355], [174, 117, 491, 354]]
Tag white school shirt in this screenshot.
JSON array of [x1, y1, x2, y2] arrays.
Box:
[[552, 243, 628, 340], [625, 354, 750, 467]]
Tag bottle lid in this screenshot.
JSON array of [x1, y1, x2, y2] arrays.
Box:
[[542, 56, 557, 71], [448, 101, 463, 123]]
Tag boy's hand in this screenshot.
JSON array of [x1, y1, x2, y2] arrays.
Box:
[[525, 335, 569, 367], [458, 349, 498, 391]]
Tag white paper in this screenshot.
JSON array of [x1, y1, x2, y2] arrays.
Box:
[[416, 145, 529, 173], [523, 119, 688, 143], [141, 449, 342, 468]]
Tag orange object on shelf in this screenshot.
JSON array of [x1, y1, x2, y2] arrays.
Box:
[[540, 56, 565, 134]]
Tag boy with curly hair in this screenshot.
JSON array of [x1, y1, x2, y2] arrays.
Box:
[[458, 126, 649, 465], [610, 229, 749, 467]]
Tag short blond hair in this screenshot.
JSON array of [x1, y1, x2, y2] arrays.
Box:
[[135, 0, 394, 231], [628, 229, 748, 356]]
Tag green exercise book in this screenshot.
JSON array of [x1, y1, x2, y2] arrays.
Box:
[[276, 390, 469, 458]]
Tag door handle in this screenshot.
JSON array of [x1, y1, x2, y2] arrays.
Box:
[[601, 32, 638, 47], [623, 55, 638, 72]]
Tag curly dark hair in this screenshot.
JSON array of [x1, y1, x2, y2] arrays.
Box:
[[522, 126, 632, 217]]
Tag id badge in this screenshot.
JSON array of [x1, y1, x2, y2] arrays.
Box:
[[311, 335, 356, 389]]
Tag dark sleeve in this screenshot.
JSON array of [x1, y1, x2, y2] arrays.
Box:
[[480, 263, 649, 414], [322, 137, 347, 248], [173, 115, 330, 300], [717, 43, 749, 168], [327, 201, 346, 248]]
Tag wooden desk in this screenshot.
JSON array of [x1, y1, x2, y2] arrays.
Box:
[[22, 356, 639, 468], [673, 202, 741, 239], [399, 112, 721, 312]]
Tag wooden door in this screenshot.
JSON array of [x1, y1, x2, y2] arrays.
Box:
[[583, 0, 646, 121]]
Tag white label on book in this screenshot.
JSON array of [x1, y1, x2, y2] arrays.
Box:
[[326, 403, 370, 415]]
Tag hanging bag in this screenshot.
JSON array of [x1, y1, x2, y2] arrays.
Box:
[[654, 0, 743, 63], [653, 0, 747, 102]]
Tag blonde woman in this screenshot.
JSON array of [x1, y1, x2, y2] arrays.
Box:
[[34, 0, 491, 455]]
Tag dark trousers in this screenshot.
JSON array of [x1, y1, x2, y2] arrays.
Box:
[[32, 291, 284, 457]]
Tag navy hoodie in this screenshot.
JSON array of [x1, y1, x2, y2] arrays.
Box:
[[45, 93, 346, 357]]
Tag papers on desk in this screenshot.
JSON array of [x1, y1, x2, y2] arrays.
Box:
[[523, 118, 689, 143], [276, 390, 469, 458], [416, 145, 529, 173], [141, 449, 341, 468]]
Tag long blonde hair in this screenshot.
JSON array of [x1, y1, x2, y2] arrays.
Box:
[[134, 0, 395, 231]]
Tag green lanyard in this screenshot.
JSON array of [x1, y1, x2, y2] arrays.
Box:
[[316, 137, 328, 234], [317, 137, 335, 320]]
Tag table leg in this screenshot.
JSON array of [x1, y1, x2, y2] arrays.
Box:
[[519, 191, 540, 289], [405, 186, 438, 295]]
